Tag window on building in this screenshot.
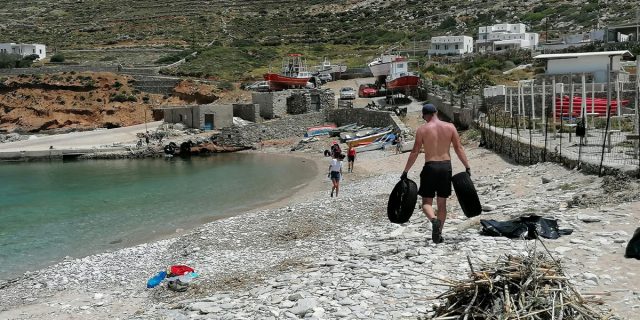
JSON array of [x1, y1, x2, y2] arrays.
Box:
[[455, 44, 459, 50], [39, 49, 42, 54], [445, 45, 448, 50], [32, 49, 35, 53], [397, 63, 404, 68]]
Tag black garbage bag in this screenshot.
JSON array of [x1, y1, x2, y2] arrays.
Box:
[[480, 215, 573, 239], [387, 178, 418, 224], [625, 227, 640, 259]]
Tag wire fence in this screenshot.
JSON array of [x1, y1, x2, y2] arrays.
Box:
[[479, 101, 640, 176]]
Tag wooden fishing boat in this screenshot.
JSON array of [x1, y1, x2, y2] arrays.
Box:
[[355, 133, 397, 152]]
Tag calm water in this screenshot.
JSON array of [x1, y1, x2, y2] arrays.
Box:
[[0, 154, 316, 280]]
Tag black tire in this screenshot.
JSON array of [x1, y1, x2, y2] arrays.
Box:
[[387, 178, 418, 224], [163, 144, 176, 155], [451, 172, 482, 218]]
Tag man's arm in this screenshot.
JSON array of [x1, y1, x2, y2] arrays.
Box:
[[451, 125, 470, 170], [402, 129, 423, 175]]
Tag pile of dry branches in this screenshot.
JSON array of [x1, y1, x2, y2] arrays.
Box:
[[428, 245, 613, 319]]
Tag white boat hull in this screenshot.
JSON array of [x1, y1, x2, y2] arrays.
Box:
[[400, 140, 415, 152], [368, 62, 392, 77]]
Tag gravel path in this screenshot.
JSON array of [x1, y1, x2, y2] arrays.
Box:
[[1, 143, 639, 319]]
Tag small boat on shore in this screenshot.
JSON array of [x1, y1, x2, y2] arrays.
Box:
[[329, 123, 360, 137], [314, 57, 347, 74], [264, 54, 313, 90], [305, 124, 337, 137], [346, 128, 393, 148], [340, 127, 375, 141], [355, 133, 396, 152]]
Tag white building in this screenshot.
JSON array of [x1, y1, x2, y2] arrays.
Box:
[[476, 23, 539, 52], [533, 50, 633, 83], [0, 43, 47, 60], [540, 30, 606, 51], [428, 36, 473, 55]]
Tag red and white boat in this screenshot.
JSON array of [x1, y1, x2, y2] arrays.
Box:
[[264, 54, 313, 90], [368, 54, 401, 84], [386, 57, 420, 91]]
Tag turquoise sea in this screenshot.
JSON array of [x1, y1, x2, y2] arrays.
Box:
[[0, 154, 316, 280]]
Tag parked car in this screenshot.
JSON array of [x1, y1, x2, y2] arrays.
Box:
[[246, 81, 270, 92], [317, 73, 332, 83], [358, 84, 378, 98], [339, 87, 356, 100]]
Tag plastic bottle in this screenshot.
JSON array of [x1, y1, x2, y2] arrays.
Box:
[[146, 271, 167, 288]]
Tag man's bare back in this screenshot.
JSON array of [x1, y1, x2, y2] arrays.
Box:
[[418, 119, 456, 162]]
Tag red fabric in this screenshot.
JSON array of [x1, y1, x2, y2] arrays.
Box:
[[348, 148, 356, 156], [170, 265, 195, 276]]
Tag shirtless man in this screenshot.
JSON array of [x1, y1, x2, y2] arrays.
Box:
[[401, 103, 471, 243]]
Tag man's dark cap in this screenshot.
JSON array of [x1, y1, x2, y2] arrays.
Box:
[[422, 103, 437, 114]]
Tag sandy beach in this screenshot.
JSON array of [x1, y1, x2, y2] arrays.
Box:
[[1, 133, 639, 319]]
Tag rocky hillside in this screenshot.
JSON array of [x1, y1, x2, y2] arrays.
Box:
[[0, 0, 633, 49], [0, 73, 226, 133]]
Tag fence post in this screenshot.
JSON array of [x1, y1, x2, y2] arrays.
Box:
[[599, 60, 613, 176], [528, 80, 533, 164], [542, 78, 547, 162]]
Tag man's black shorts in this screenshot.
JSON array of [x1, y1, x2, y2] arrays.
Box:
[[347, 155, 355, 162], [418, 160, 452, 198]]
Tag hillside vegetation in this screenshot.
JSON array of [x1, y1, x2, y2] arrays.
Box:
[[0, 0, 637, 81]]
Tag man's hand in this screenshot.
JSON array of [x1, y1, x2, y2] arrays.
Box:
[[401, 171, 408, 180], [466, 167, 471, 177]]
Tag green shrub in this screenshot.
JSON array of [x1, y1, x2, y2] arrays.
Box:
[[50, 53, 65, 63], [110, 93, 128, 102], [218, 80, 234, 91]]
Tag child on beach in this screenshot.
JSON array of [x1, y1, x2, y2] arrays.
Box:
[[328, 153, 343, 197], [347, 146, 356, 173]]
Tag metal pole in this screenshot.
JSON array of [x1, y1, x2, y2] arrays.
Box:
[[552, 78, 557, 128], [543, 78, 548, 162], [637, 58, 640, 177], [599, 59, 613, 176], [616, 75, 622, 130], [560, 81, 564, 157], [531, 80, 535, 123], [529, 81, 533, 164], [516, 83, 521, 162], [570, 74, 575, 128]]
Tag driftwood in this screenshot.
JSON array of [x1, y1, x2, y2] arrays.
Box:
[[424, 240, 613, 320]]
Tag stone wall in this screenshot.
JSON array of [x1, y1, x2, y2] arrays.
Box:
[[217, 112, 327, 147], [253, 91, 290, 119], [0, 65, 118, 75], [327, 108, 407, 133], [428, 92, 475, 129], [286, 93, 308, 115], [233, 103, 261, 123], [252, 89, 335, 120], [132, 75, 180, 95], [479, 125, 638, 177]]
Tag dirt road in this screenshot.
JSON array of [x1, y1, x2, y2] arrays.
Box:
[[0, 121, 162, 152]]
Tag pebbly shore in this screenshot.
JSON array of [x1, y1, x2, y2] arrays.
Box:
[[1, 144, 639, 319]]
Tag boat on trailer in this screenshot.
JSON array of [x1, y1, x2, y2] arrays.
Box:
[[386, 56, 420, 91], [264, 54, 312, 90]]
